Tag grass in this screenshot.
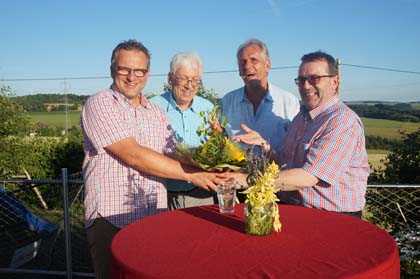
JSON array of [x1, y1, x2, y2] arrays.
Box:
[[28, 111, 81, 128], [367, 149, 389, 170], [361, 117, 420, 140]]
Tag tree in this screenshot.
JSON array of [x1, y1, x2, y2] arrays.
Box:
[[0, 86, 33, 177], [0, 86, 31, 136], [372, 129, 420, 184]]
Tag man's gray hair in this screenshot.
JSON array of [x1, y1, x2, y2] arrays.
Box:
[[236, 39, 270, 60], [170, 52, 203, 76]]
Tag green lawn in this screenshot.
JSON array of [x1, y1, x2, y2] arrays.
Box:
[[361, 117, 420, 140], [28, 111, 81, 128]]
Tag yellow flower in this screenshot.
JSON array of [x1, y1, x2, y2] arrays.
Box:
[[223, 138, 246, 162], [243, 161, 282, 233]]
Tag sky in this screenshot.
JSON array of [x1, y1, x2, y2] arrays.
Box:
[[1, 0, 420, 102]]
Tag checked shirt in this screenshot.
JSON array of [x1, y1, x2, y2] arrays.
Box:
[[81, 89, 175, 228], [279, 97, 370, 212]]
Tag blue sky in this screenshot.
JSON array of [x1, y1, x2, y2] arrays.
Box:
[[1, 0, 419, 101]]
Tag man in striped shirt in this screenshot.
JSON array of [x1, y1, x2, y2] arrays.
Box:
[[232, 51, 370, 218], [81, 40, 227, 279]]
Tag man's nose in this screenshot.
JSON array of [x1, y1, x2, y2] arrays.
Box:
[[184, 80, 195, 89], [127, 71, 136, 81], [243, 60, 253, 71]]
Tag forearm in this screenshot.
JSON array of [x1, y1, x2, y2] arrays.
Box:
[[105, 138, 193, 182], [129, 146, 193, 181], [275, 168, 319, 191]]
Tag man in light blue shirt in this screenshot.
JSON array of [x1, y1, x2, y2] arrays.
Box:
[[222, 39, 300, 152], [151, 52, 215, 209]]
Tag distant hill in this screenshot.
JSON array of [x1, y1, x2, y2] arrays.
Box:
[[10, 93, 420, 120], [346, 102, 420, 122], [11, 94, 89, 112]]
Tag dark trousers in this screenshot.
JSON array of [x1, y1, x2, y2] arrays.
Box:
[[86, 216, 120, 279]]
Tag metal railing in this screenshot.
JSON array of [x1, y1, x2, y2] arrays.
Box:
[[0, 169, 93, 278], [0, 171, 419, 278]]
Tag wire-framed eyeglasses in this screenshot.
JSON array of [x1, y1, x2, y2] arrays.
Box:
[[173, 76, 202, 87]]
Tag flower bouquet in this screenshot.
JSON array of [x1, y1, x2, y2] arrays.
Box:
[[175, 106, 247, 171], [242, 149, 281, 236]]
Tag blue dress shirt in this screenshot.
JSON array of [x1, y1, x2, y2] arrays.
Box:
[[150, 91, 214, 191], [221, 83, 300, 152]]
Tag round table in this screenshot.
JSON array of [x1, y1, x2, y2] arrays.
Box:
[[111, 204, 400, 279]]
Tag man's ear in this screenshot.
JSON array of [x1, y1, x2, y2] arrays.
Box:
[[266, 58, 272, 70], [110, 65, 115, 79], [333, 74, 340, 94]]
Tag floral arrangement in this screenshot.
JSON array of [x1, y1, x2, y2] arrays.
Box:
[[175, 106, 247, 171], [242, 148, 281, 235]]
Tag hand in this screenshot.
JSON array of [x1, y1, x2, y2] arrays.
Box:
[[224, 172, 248, 189], [231, 124, 270, 152], [188, 171, 231, 191], [209, 119, 224, 134]]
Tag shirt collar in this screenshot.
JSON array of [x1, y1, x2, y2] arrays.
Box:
[[167, 91, 197, 112], [240, 83, 274, 104], [110, 86, 151, 109], [304, 95, 340, 120]]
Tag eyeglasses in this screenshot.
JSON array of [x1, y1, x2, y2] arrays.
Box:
[[294, 75, 336, 86], [116, 66, 148, 78], [173, 76, 201, 87]]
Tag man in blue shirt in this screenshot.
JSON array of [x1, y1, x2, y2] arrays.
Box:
[[151, 52, 216, 209], [222, 39, 300, 152]]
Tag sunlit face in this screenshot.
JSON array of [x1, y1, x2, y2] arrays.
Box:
[[298, 60, 339, 111], [112, 49, 149, 102], [169, 65, 201, 110], [237, 44, 271, 88]]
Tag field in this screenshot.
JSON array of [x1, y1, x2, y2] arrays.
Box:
[[361, 118, 419, 168], [367, 149, 389, 170], [361, 117, 420, 139], [28, 111, 81, 128], [27, 112, 417, 169], [29, 112, 420, 138]]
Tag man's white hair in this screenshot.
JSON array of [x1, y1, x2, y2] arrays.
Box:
[[170, 52, 203, 76]]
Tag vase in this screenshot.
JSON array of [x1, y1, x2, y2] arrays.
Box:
[[244, 202, 276, 236]]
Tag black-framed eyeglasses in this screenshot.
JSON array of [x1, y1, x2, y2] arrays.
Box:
[[116, 66, 148, 78], [294, 75, 336, 86]]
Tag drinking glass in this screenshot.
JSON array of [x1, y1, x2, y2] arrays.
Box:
[[216, 181, 237, 214]]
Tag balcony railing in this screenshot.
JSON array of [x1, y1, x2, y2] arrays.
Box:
[[0, 170, 419, 278]]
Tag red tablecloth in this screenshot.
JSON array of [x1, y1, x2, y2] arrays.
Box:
[[111, 204, 400, 279]]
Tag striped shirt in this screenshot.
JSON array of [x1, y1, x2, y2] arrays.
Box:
[[81, 89, 175, 228], [279, 96, 370, 212]]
